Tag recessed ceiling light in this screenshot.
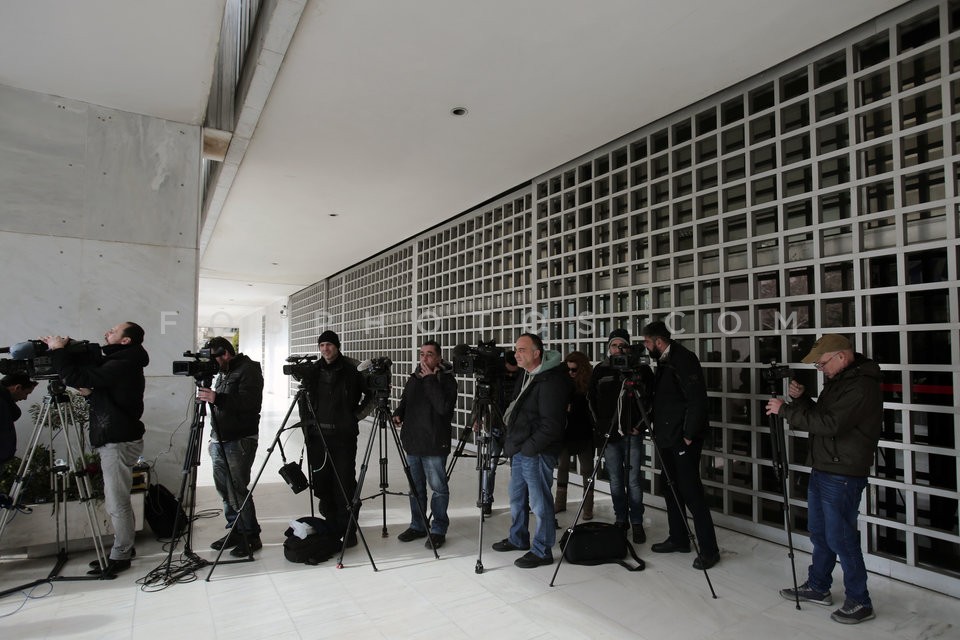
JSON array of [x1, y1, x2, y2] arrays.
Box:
[[450, 106, 468, 116]]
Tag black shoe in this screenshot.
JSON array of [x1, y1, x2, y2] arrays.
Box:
[[397, 527, 428, 542], [693, 551, 720, 570], [229, 536, 262, 557], [651, 539, 691, 553], [89, 548, 135, 569], [632, 524, 646, 544], [779, 582, 833, 606], [425, 533, 446, 549], [514, 551, 554, 568], [481, 503, 492, 516], [86, 558, 131, 576], [492, 538, 529, 552], [830, 601, 876, 624], [211, 533, 239, 551]]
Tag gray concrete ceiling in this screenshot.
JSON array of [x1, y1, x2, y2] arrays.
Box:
[[0, 0, 908, 326]]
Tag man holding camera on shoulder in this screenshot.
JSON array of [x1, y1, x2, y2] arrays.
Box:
[[589, 329, 654, 543], [306, 330, 372, 547], [392, 340, 458, 549], [766, 334, 881, 625], [641, 320, 720, 571], [42, 322, 148, 576], [196, 336, 264, 558]]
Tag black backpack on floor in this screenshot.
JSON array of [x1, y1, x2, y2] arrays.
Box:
[[144, 483, 188, 539], [559, 522, 645, 571], [283, 516, 341, 565]]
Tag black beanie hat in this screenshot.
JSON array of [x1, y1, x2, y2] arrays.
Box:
[[607, 328, 630, 348], [317, 330, 341, 349]]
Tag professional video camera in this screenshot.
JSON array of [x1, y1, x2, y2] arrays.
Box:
[[359, 357, 392, 393], [0, 339, 101, 379], [609, 343, 652, 373], [452, 341, 505, 380], [282, 354, 319, 382], [172, 349, 220, 381]]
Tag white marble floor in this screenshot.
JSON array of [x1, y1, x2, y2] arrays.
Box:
[[1, 400, 957, 639]]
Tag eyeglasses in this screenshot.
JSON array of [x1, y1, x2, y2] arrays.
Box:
[[814, 352, 840, 370]]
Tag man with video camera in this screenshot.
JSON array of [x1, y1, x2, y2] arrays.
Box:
[[42, 322, 148, 576], [588, 329, 653, 543], [392, 340, 458, 549], [196, 336, 264, 557], [641, 320, 720, 570], [305, 330, 372, 547], [766, 334, 881, 625]]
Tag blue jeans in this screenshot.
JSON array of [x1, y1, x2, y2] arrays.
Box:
[[508, 453, 557, 558], [806, 469, 871, 606], [603, 435, 644, 524], [407, 455, 449, 535], [209, 437, 261, 535]]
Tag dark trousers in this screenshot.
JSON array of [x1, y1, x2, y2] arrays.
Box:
[[305, 427, 358, 537], [659, 438, 719, 556]]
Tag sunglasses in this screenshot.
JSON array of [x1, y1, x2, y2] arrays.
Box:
[[567, 366, 578, 373]]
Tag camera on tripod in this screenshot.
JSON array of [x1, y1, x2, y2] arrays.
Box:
[[282, 354, 319, 382], [359, 357, 392, 393], [609, 345, 651, 374], [453, 341, 504, 381], [762, 361, 792, 391], [0, 339, 101, 380], [172, 349, 220, 382]]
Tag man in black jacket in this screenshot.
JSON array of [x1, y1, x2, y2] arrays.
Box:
[[492, 333, 569, 568], [197, 336, 263, 557], [767, 334, 882, 625], [306, 330, 372, 545], [43, 322, 148, 575], [1, 372, 38, 465], [392, 341, 458, 549], [642, 320, 720, 570]]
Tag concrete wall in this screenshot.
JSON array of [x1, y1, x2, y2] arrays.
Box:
[[0, 83, 200, 490]]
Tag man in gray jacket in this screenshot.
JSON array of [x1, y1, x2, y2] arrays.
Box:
[[767, 334, 882, 625]]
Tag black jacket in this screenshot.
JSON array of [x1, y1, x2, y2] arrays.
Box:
[[210, 354, 263, 441], [0, 386, 21, 463], [780, 354, 882, 477], [52, 343, 149, 447], [589, 359, 654, 445], [650, 341, 709, 448], [503, 350, 570, 458], [309, 355, 373, 439], [394, 361, 458, 456]]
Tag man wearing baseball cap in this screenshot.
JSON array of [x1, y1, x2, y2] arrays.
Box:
[[766, 334, 882, 624]]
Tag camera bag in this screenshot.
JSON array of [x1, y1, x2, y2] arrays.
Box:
[[144, 483, 188, 539], [283, 516, 341, 565], [559, 521, 645, 571]]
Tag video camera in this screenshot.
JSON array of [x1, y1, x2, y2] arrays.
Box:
[[609, 343, 651, 373], [0, 339, 101, 379], [172, 349, 220, 382], [452, 341, 505, 380], [282, 354, 319, 382], [359, 357, 392, 393]]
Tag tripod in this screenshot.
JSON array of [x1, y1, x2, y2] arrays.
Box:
[[765, 364, 801, 609], [339, 389, 438, 569], [447, 381, 504, 574], [0, 379, 110, 599]]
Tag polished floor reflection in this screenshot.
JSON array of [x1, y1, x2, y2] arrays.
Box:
[[1, 399, 957, 639]]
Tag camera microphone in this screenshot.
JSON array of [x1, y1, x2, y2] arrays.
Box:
[[452, 344, 472, 358], [357, 359, 373, 372]]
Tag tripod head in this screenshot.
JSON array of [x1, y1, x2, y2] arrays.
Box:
[[762, 361, 791, 397]]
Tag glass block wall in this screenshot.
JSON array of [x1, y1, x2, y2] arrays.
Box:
[[289, 0, 959, 595]]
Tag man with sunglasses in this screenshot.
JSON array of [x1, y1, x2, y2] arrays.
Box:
[[766, 334, 882, 625]]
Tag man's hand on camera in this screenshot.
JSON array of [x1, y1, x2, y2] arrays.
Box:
[[41, 335, 69, 350], [391, 415, 403, 429], [197, 388, 216, 404], [788, 380, 804, 398]]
